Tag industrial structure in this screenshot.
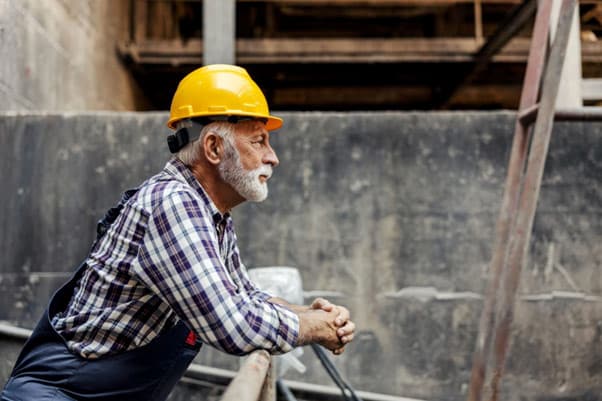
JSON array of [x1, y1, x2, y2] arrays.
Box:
[[118, 0, 602, 110], [1, 1, 601, 401]]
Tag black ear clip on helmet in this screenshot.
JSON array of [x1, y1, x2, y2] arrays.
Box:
[[167, 127, 190, 154]]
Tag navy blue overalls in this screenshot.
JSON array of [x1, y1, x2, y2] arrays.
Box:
[[1, 189, 202, 401]]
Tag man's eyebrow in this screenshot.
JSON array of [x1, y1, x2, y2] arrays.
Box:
[[251, 133, 268, 141]]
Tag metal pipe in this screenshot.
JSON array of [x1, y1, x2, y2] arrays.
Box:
[[184, 365, 429, 401], [277, 380, 298, 401], [0, 321, 33, 340], [185, 363, 236, 384]]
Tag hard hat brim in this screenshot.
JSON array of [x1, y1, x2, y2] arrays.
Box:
[[167, 113, 283, 131], [265, 115, 283, 131]]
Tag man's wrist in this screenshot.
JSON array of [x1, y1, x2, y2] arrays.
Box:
[[268, 297, 310, 314], [295, 310, 321, 347]]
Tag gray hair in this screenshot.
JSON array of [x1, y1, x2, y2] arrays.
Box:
[[175, 119, 236, 166]]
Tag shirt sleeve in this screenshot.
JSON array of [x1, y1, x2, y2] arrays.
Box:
[[227, 231, 274, 302], [133, 190, 299, 355]]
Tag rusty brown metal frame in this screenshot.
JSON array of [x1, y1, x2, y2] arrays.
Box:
[[519, 106, 602, 124], [466, 1, 579, 400]]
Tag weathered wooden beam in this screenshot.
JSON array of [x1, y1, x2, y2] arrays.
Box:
[[133, 0, 147, 44], [234, 0, 602, 3], [237, 0, 524, 4], [474, 0, 483, 40], [220, 351, 272, 401], [119, 37, 602, 65], [272, 84, 521, 107]]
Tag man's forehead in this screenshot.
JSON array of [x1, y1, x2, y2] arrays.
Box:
[[235, 120, 268, 136]]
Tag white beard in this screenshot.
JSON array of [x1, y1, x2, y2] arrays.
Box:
[[218, 142, 272, 202]]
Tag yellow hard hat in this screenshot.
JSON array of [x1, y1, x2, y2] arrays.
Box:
[[167, 64, 283, 131]]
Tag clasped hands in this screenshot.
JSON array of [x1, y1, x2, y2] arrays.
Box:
[[307, 297, 356, 355]]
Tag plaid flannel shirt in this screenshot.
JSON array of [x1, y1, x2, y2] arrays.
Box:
[[52, 158, 299, 359]]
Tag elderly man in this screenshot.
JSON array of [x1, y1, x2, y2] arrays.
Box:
[[1, 65, 355, 401]]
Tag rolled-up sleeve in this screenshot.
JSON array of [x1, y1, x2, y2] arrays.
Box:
[[133, 190, 299, 355]]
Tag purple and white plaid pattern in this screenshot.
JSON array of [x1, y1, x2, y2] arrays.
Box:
[[52, 158, 299, 359]]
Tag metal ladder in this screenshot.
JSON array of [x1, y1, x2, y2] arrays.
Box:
[[466, 1, 602, 400]]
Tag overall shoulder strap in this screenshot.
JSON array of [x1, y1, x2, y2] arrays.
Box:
[[95, 188, 139, 240]]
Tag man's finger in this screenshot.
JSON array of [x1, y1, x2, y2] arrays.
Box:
[[311, 297, 333, 311], [335, 306, 349, 326], [337, 320, 355, 338], [340, 333, 355, 344]]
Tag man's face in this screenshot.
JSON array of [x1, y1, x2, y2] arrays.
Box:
[[218, 121, 279, 202]]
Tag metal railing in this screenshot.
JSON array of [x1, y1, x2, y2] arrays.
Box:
[[0, 321, 276, 401], [0, 321, 425, 401]]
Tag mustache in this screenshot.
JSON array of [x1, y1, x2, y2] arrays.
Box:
[[254, 164, 273, 179]]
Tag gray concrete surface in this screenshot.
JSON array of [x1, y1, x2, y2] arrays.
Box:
[[0, 0, 143, 111], [0, 112, 600, 401]]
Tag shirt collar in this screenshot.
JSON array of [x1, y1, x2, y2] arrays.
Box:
[[163, 157, 231, 226]]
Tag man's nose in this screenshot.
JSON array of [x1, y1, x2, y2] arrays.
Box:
[[263, 146, 279, 167]]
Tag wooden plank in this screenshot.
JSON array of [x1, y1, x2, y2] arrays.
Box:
[[235, 0, 602, 3], [120, 37, 602, 64], [474, 0, 483, 40], [221, 351, 271, 401], [147, 1, 176, 39], [237, 0, 524, 4], [273, 86, 432, 105], [134, 0, 147, 44], [272, 84, 520, 107]]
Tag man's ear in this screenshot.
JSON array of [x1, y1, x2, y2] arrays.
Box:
[[203, 131, 223, 165]]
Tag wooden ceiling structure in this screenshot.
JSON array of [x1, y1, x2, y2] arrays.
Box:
[[119, 0, 602, 111]]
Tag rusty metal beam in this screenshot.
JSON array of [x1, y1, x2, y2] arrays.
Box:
[[519, 105, 602, 125], [465, 1, 552, 399], [488, 1, 577, 401]]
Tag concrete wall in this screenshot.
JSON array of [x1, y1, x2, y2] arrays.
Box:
[[0, 112, 601, 401], [0, 0, 144, 111]]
